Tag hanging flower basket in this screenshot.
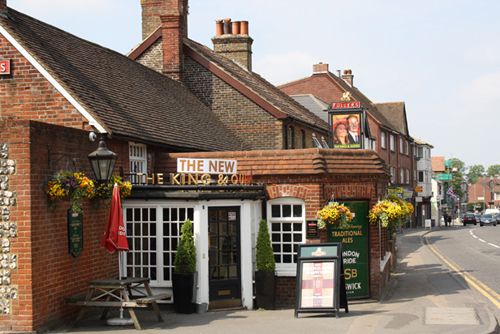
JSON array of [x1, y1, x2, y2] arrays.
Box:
[[368, 195, 414, 233], [316, 202, 353, 229], [46, 172, 132, 212]]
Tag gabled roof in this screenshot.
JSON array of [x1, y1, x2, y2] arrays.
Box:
[[374, 102, 410, 136], [183, 39, 329, 132], [290, 94, 330, 123], [278, 71, 396, 131], [412, 137, 434, 148], [0, 7, 244, 152]]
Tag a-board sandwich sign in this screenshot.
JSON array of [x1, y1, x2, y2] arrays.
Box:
[[294, 243, 348, 318]]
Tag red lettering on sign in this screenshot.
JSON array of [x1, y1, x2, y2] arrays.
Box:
[[331, 102, 360, 109]]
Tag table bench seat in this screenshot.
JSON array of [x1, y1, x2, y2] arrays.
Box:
[[136, 293, 172, 304]]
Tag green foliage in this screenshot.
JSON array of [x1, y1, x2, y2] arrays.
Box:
[[467, 165, 485, 184], [486, 165, 500, 177], [256, 219, 275, 272], [174, 219, 197, 273], [449, 158, 466, 198]]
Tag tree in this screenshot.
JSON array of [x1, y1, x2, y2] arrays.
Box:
[[467, 165, 485, 184], [486, 165, 500, 177], [449, 158, 466, 198]]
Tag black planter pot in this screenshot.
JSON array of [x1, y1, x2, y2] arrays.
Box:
[[255, 271, 275, 310], [172, 272, 195, 314]]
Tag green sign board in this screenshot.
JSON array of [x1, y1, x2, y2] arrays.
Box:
[[67, 210, 83, 257], [434, 173, 452, 181], [327, 201, 369, 299]]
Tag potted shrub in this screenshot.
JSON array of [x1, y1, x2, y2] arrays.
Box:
[[255, 219, 276, 310], [172, 219, 196, 314]]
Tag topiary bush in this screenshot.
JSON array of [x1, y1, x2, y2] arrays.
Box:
[[174, 219, 196, 273], [256, 219, 275, 272]]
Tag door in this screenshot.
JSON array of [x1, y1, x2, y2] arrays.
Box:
[[208, 207, 241, 307]]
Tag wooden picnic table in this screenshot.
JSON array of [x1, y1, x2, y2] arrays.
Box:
[[65, 277, 172, 330]]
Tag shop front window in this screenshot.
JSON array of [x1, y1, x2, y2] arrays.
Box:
[[267, 198, 305, 275], [124, 204, 194, 285]]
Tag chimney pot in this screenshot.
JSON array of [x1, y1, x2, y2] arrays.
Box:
[[232, 21, 241, 35], [240, 21, 249, 35], [215, 19, 223, 36], [342, 69, 354, 87], [223, 18, 232, 34]]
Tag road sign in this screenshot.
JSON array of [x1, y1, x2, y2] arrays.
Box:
[[434, 173, 452, 181]]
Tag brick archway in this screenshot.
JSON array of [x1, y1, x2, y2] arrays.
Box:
[[266, 184, 308, 200]]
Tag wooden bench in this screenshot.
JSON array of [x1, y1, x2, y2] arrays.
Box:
[[65, 293, 172, 308]]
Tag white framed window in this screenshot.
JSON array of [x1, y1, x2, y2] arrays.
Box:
[[406, 169, 410, 184], [390, 167, 396, 183], [124, 203, 195, 286], [390, 135, 395, 151], [417, 146, 424, 158], [381, 132, 386, 149], [399, 138, 403, 154], [130, 142, 147, 183], [400, 168, 404, 184], [267, 198, 305, 275], [405, 141, 409, 155]]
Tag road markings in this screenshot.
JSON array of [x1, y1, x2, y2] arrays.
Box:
[[424, 234, 500, 310], [470, 229, 500, 248]]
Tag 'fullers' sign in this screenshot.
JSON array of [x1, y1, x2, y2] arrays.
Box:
[[332, 102, 360, 109], [0, 60, 11, 75], [178, 158, 237, 174]]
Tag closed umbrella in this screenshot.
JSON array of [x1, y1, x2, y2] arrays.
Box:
[[101, 183, 132, 326], [102, 183, 129, 278]]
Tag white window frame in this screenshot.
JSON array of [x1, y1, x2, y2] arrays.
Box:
[[399, 138, 403, 154], [400, 168, 404, 184], [129, 142, 147, 183], [390, 135, 395, 151], [405, 141, 409, 156], [418, 171, 425, 183], [267, 198, 305, 276], [123, 202, 195, 287], [406, 169, 410, 184], [390, 167, 396, 183], [381, 132, 386, 149]]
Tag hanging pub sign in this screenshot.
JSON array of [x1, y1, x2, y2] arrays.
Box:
[[294, 242, 348, 318], [67, 209, 83, 258], [0, 60, 11, 75], [327, 92, 369, 149]]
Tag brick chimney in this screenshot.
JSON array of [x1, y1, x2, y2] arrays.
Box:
[[141, 0, 187, 81], [0, 0, 7, 13], [342, 69, 354, 87], [212, 19, 253, 71], [313, 62, 329, 74]]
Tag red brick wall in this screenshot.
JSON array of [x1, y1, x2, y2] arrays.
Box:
[[278, 73, 344, 104], [0, 33, 93, 131], [0, 120, 129, 332]]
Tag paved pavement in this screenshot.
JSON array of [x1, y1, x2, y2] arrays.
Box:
[[50, 227, 499, 334]]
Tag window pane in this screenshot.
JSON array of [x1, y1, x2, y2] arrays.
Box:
[[271, 205, 280, 217], [293, 205, 302, 217], [282, 205, 291, 217]]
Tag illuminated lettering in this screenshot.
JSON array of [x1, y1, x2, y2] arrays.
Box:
[[170, 173, 181, 185], [156, 173, 164, 185], [201, 174, 211, 185], [187, 173, 198, 185]]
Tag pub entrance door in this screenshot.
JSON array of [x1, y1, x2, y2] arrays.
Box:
[[208, 207, 242, 308]]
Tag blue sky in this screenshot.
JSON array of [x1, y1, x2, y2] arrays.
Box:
[[9, 0, 500, 169]]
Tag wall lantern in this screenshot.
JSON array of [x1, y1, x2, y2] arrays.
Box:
[[88, 138, 118, 184]]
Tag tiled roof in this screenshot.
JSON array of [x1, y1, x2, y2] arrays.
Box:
[[0, 8, 244, 152], [374, 102, 409, 135], [290, 94, 330, 123], [185, 40, 329, 132], [157, 148, 390, 177], [412, 137, 434, 148], [431, 157, 446, 173]]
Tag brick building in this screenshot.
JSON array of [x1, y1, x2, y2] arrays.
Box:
[[278, 63, 417, 225], [0, 0, 395, 331]]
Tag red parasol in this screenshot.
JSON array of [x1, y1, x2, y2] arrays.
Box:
[[102, 184, 129, 278]]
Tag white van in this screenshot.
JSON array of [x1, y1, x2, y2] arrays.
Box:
[[484, 209, 500, 215]]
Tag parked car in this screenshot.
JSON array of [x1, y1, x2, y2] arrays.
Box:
[[494, 213, 500, 224], [480, 214, 497, 226], [462, 213, 477, 226], [475, 213, 482, 221]]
